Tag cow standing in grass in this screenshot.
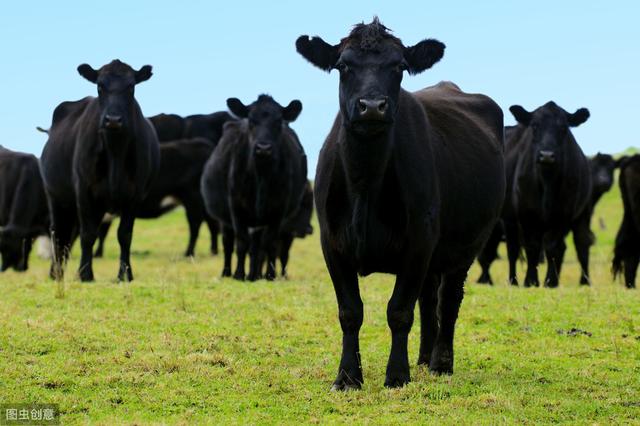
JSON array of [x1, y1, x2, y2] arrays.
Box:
[[613, 155, 640, 288], [503, 102, 591, 287], [0, 147, 49, 271], [40, 60, 159, 282], [296, 18, 505, 389], [201, 95, 307, 281]]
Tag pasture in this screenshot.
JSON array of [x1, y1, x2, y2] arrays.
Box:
[[0, 180, 638, 424]]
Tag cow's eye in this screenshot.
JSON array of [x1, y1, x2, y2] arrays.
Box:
[[336, 62, 349, 73], [394, 62, 407, 73]]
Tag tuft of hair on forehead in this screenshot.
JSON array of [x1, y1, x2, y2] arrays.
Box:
[[256, 94, 275, 104], [340, 16, 403, 52], [101, 59, 134, 74]]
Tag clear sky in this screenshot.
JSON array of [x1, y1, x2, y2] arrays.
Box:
[[1, 1, 638, 176]]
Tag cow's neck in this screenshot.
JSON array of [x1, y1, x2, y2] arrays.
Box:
[[101, 131, 134, 205], [251, 152, 283, 222], [341, 127, 394, 259]]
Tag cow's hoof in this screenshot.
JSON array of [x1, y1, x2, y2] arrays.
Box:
[[477, 273, 493, 285], [580, 277, 590, 285], [265, 271, 276, 281], [509, 278, 519, 286], [384, 373, 410, 388], [247, 273, 261, 282], [221, 268, 232, 277], [331, 371, 362, 391], [79, 270, 94, 282], [429, 348, 453, 375], [232, 271, 245, 281], [417, 354, 430, 366], [117, 268, 133, 283]]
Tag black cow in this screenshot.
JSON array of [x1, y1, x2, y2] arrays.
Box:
[[94, 138, 218, 258], [296, 18, 505, 389], [477, 151, 618, 286], [0, 147, 49, 271], [201, 95, 307, 281], [613, 155, 639, 288], [149, 111, 235, 143], [502, 102, 591, 287], [40, 60, 160, 282]]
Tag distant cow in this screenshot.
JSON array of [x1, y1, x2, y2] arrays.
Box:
[[504, 102, 591, 287], [477, 150, 618, 285], [613, 155, 640, 288], [296, 18, 505, 389], [94, 137, 218, 257], [0, 147, 49, 271], [149, 111, 235, 143], [40, 60, 160, 282], [201, 95, 307, 281]]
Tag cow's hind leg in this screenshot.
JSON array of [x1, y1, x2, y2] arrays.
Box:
[[417, 274, 440, 366], [279, 233, 294, 277], [183, 194, 203, 257], [205, 216, 219, 255], [572, 215, 593, 285], [233, 227, 249, 281], [429, 268, 467, 375], [221, 225, 234, 277], [48, 203, 75, 281], [477, 225, 501, 284], [505, 219, 520, 286], [623, 252, 640, 289], [94, 220, 112, 258], [385, 254, 430, 388], [116, 213, 135, 282], [522, 227, 542, 287]]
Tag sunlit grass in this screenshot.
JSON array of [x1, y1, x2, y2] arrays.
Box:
[[0, 178, 638, 424]]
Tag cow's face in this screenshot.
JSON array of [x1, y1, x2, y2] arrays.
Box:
[[227, 95, 301, 164], [510, 102, 589, 167], [0, 227, 30, 272], [296, 17, 444, 137], [590, 153, 617, 196], [77, 60, 152, 133]]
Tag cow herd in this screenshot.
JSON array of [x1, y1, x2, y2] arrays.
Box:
[[0, 18, 638, 390]]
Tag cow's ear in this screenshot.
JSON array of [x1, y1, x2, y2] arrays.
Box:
[[296, 35, 339, 72], [510, 105, 532, 126], [567, 108, 590, 127], [77, 64, 98, 83], [135, 65, 153, 84], [282, 100, 302, 122], [227, 98, 248, 118], [403, 39, 445, 75], [615, 156, 629, 169]]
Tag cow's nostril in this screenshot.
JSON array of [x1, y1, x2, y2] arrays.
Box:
[[358, 100, 367, 113], [377, 100, 388, 113]]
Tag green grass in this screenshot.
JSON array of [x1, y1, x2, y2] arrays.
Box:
[[1, 181, 639, 425]]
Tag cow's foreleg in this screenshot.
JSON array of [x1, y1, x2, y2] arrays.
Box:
[[77, 195, 103, 282], [116, 213, 135, 282]]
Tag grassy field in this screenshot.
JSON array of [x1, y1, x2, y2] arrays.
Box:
[[1, 182, 639, 425]]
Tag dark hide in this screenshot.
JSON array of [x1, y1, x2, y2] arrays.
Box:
[[613, 155, 640, 288], [40, 59, 160, 282], [201, 95, 307, 281], [506, 102, 592, 287], [94, 138, 218, 258], [0, 147, 49, 271], [296, 18, 505, 389], [149, 111, 235, 143]]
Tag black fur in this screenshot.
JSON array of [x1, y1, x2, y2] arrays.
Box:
[[612, 154, 640, 288]]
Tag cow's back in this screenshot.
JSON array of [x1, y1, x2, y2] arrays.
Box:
[[415, 82, 505, 268], [40, 97, 93, 201]]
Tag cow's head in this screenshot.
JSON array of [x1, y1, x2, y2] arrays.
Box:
[[590, 153, 617, 198], [510, 102, 589, 168], [227, 95, 301, 165], [0, 226, 32, 272], [296, 17, 444, 136], [77, 60, 152, 133]]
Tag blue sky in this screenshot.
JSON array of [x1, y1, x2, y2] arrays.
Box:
[[1, 1, 638, 176]]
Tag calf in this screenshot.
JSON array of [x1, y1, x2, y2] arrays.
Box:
[[94, 138, 217, 257], [201, 95, 307, 281], [0, 147, 49, 271], [40, 60, 160, 282], [613, 155, 640, 288], [296, 18, 505, 389]]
